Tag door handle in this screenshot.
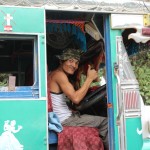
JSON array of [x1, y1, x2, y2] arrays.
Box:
[[114, 62, 123, 126]]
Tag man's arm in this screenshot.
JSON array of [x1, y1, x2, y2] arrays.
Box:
[[56, 65, 97, 104]]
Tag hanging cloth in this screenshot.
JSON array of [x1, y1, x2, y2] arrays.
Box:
[[46, 20, 87, 52]]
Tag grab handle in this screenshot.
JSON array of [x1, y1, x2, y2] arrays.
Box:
[[114, 62, 122, 126]]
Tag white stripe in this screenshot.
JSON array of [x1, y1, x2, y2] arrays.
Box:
[[51, 93, 72, 123]]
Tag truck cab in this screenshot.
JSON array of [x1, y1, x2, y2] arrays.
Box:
[[0, 1, 150, 150]]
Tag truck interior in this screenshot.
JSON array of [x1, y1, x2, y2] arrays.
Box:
[[46, 10, 108, 150], [46, 10, 107, 115]]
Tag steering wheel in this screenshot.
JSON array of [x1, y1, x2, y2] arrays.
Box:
[[75, 84, 107, 111]]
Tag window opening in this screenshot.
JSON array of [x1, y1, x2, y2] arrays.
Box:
[[0, 35, 39, 98]]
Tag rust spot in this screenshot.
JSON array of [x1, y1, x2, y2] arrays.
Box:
[[107, 103, 112, 108]]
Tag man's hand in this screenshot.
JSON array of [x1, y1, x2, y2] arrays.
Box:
[[87, 65, 98, 81], [49, 65, 98, 104]]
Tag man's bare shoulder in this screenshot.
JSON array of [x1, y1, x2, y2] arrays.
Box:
[[48, 70, 68, 81]]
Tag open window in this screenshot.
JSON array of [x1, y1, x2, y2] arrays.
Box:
[[0, 35, 39, 98]]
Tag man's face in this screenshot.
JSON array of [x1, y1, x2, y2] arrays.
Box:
[[62, 58, 79, 75]]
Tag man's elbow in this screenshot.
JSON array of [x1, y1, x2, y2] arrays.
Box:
[[70, 96, 81, 105], [73, 100, 80, 105]]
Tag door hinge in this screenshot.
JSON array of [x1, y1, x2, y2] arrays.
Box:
[[143, 14, 150, 27]]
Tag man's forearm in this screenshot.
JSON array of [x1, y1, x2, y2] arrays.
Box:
[[72, 77, 93, 104]]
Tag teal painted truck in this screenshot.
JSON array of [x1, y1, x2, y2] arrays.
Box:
[[0, 1, 150, 150]]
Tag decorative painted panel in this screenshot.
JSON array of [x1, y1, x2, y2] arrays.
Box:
[[0, 6, 44, 33], [0, 100, 47, 150]]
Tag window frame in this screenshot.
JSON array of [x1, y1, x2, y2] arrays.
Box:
[[0, 34, 39, 99]]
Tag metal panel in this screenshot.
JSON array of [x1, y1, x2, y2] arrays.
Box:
[[0, 7, 47, 150], [116, 36, 141, 116], [122, 88, 140, 112], [116, 36, 139, 86], [126, 117, 143, 150], [115, 36, 142, 150], [111, 14, 144, 29], [0, 0, 150, 14], [0, 100, 47, 150], [104, 14, 115, 150], [0, 6, 44, 33]]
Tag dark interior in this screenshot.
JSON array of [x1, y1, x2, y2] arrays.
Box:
[[0, 38, 33, 86]]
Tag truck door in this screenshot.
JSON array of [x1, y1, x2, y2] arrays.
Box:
[[115, 36, 143, 150], [0, 6, 47, 150]]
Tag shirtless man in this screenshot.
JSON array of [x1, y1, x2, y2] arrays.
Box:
[[48, 48, 108, 149]]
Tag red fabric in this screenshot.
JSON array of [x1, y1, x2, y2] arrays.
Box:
[[46, 20, 85, 33], [48, 90, 104, 149], [81, 50, 105, 74], [47, 72, 53, 112], [48, 89, 53, 112], [142, 27, 150, 36], [58, 126, 104, 150], [75, 41, 105, 89]]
